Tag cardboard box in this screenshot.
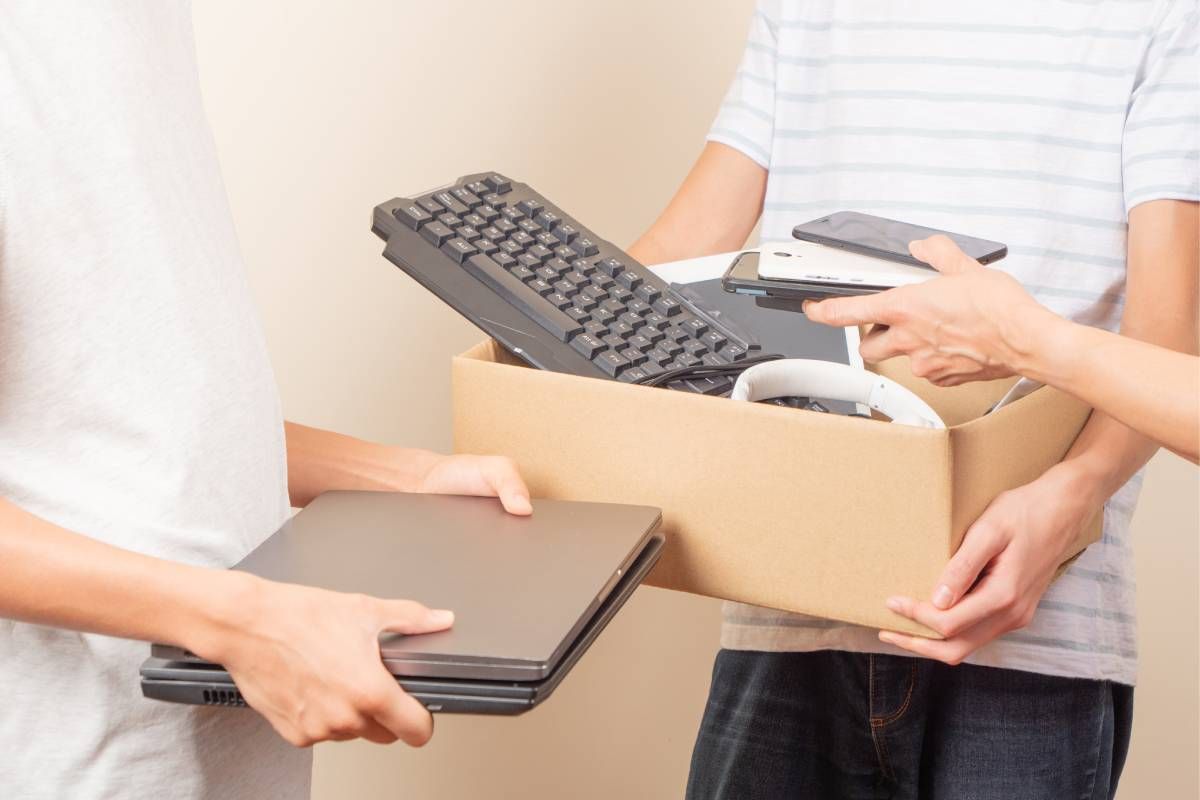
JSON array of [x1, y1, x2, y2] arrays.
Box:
[[452, 339, 1099, 636]]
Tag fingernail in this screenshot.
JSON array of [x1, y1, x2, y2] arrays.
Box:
[[933, 585, 954, 609], [429, 609, 455, 626], [885, 597, 903, 613], [878, 631, 897, 645]]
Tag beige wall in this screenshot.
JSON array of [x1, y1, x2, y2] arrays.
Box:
[[192, 2, 1199, 798]]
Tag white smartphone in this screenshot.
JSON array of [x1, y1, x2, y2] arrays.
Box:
[[750, 240, 936, 291]]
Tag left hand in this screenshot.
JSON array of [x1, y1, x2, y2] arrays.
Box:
[[414, 453, 533, 516], [877, 464, 1097, 664]]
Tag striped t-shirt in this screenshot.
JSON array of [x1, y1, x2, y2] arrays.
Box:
[[710, 0, 1198, 685]]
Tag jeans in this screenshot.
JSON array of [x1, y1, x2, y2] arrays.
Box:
[[686, 650, 1133, 800]]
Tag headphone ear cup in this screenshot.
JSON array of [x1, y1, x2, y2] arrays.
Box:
[[731, 360, 945, 429]]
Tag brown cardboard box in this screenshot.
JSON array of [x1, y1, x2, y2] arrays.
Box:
[[452, 339, 1100, 637]]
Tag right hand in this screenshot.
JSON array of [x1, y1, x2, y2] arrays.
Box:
[[193, 574, 452, 748], [804, 235, 1051, 386]]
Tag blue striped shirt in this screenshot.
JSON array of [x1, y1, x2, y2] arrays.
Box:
[[710, 0, 1198, 685]]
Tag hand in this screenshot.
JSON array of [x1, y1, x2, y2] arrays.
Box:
[[413, 453, 532, 516], [804, 235, 1054, 386], [877, 463, 1098, 664], [194, 574, 453, 748]]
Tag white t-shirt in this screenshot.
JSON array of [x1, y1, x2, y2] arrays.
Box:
[[710, 0, 1198, 686], [0, 2, 310, 797]]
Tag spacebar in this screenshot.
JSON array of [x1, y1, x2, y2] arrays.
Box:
[[462, 254, 582, 342]]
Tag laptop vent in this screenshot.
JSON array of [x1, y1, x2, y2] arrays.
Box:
[[202, 688, 247, 707]]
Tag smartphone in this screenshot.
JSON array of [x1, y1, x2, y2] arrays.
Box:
[[792, 211, 1007, 267], [721, 240, 935, 301]]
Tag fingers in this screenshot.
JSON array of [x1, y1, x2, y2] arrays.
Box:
[[908, 235, 980, 276], [858, 327, 907, 363], [932, 513, 1009, 609], [886, 572, 1021, 640], [481, 456, 533, 516], [376, 598, 455, 635], [878, 614, 1009, 666], [803, 291, 894, 328], [362, 677, 437, 747]]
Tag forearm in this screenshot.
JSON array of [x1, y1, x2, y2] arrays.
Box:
[[285, 421, 438, 507], [1021, 319, 1199, 463], [0, 498, 243, 653], [627, 142, 767, 265]]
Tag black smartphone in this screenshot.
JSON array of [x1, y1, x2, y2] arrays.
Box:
[[792, 211, 1007, 267]]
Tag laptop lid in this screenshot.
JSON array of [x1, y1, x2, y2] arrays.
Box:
[[182, 491, 661, 681]]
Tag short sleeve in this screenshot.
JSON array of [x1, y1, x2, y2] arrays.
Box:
[[706, 0, 780, 169], [1122, 4, 1200, 215]]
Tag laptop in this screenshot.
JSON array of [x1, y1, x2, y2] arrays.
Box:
[[141, 490, 664, 715]]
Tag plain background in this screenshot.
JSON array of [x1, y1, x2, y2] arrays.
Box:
[[191, 2, 1199, 797]]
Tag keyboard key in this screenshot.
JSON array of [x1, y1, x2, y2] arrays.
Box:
[[565, 306, 591, 324], [493, 252, 517, 269], [555, 224, 579, 244], [580, 285, 606, 303], [510, 265, 536, 282], [536, 232, 558, 249], [536, 266, 558, 282], [476, 205, 500, 223], [620, 366, 650, 383], [498, 240, 522, 257], [563, 270, 589, 288], [685, 376, 732, 396], [638, 326, 666, 345], [437, 212, 462, 229], [465, 256, 586, 343], [681, 318, 708, 337], [701, 353, 725, 367], [653, 297, 683, 316], [571, 333, 607, 359], [678, 353, 702, 367], [602, 333, 626, 351], [647, 347, 674, 366], [518, 199, 543, 217], [609, 286, 633, 304], [546, 292, 573, 310], [618, 312, 643, 328], [458, 225, 481, 242], [592, 307, 616, 325], [417, 197, 443, 215], [501, 206, 523, 223], [552, 279, 577, 297], [640, 361, 665, 378], [600, 298, 626, 316], [393, 202, 432, 230], [475, 238, 499, 256], [572, 237, 600, 257], [555, 245, 577, 262], [643, 313, 670, 330], [627, 334, 655, 352], [441, 237, 477, 263], [584, 321, 607, 338], [682, 339, 708, 357], [666, 325, 691, 344], [420, 221, 454, 247], [535, 211, 561, 231], [572, 258, 598, 275], [635, 285, 661, 304], [433, 191, 469, 215], [482, 193, 506, 208], [700, 331, 728, 350], [494, 218, 517, 234], [597, 258, 625, 277], [594, 351, 631, 377], [592, 274, 616, 292], [463, 213, 487, 229], [481, 225, 504, 241], [574, 294, 599, 312], [720, 344, 749, 361], [620, 347, 648, 366], [451, 187, 483, 208], [662, 340, 685, 357], [484, 174, 512, 193], [616, 270, 642, 290], [466, 181, 490, 196], [611, 321, 636, 339], [627, 300, 652, 317], [517, 253, 541, 270], [527, 244, 554, 262], [511, 231, 535, 248], [518, 219, 541, 235]]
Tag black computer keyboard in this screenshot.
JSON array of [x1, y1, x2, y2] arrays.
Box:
[[372, 172, 780, 397]]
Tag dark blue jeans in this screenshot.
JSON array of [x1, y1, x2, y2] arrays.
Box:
[[687, 650, 1133, 800]]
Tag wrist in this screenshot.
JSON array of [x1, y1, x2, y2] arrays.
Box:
[[179, 569, 265, 662], [1001, 301, 1070, 380]]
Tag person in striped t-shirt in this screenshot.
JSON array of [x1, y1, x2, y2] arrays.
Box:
[[629, 2, 1198, 798]]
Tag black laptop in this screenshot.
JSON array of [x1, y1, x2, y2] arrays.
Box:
[[141, 490, 663, 715]]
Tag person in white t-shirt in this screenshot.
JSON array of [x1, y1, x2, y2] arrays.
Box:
[[628, 2, 1197, 798], [0, 3, 530, 798]]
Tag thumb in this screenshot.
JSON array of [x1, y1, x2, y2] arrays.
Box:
[[909, 234, 981, 276], [933, 517, 1008, 610], [377, 599, 455, 635], [483, 457, 533, 516]]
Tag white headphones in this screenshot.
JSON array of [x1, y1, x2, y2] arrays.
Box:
[[731, 359, 946, 429]]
